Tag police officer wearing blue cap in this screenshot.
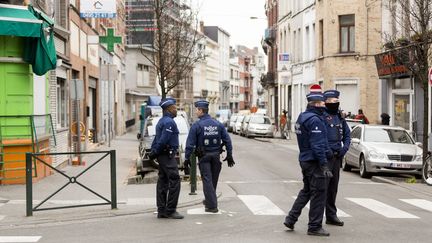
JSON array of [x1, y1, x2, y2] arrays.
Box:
[[148, 98, 184, 219], [323, 90, 350, 227], [284, 90, 333, 237], [185, 100, 234, 213]]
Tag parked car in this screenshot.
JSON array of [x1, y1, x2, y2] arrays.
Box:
[[136, 111, 189, 175], [240, 115, 252, 136], [345, 118, 363, 131], [228, 114, 238, 132], [234, 115, 245, 134], [216, 109, 231, 127], [343, 125, 423, 178], [245, 115, 274, 138]]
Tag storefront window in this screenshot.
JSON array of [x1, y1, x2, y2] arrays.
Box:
[[393, 94, 410, 130], [393, 78, 411, 89]]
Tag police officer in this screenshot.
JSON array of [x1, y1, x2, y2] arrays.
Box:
[[284, 91, 333, 237], [148, 99, 183, 219], [323, 90, 351, 226], [185, 100, 235, 213]]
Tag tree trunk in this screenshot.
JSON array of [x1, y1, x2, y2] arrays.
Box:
[[423, 76, 429, 164]]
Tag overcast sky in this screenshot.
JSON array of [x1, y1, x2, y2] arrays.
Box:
[[192, 0, 267, 52]]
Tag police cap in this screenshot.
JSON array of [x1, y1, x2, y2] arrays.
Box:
[[324, 90, 340, 99], [194, 100, 209, 109], [159, 99, 176, 109], [306, 92, 325, 102]]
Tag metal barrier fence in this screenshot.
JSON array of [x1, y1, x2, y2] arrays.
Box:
[[26, 150, 117, 216]]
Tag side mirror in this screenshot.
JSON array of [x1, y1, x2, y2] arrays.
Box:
[[351, 138, 360, 144], [415, 142, 422, 147]]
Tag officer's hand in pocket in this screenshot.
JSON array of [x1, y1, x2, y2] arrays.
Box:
[[320, 165, 333, 178], [224, 154, 235, 167], [148, 151, 157, 160]]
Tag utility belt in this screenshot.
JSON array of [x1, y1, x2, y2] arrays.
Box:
[[195, 147, 220, 158], [161, 148, 177, 156]]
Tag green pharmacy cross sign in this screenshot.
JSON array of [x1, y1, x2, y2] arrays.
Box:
[[100, 28, 122, 52]]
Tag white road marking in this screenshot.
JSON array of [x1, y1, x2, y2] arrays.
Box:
[[291, 196, 351, 217], [400, 199, 432, 213], [0, 216, 5, 221], [346, 198, 419, 219], [0, 236, 41, 242], [187, 207, 222, 215], [238, 195, 285, 215]]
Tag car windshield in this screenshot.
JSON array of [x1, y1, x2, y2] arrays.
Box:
[[237, 116, 244, 122], [364, 127, 414, 144], [249, 116, 271, 124], [145, 117, 189, 136]]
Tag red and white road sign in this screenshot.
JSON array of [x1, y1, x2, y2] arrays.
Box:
[[429, 67, 432, 86]]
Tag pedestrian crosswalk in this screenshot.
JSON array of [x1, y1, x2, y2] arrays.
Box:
[[0, 236, 41, 242], [186, 195, 432, 220]]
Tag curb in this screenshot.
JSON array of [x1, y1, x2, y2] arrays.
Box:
[[0, 192, 222, 229], [371, 176, 432, 197]]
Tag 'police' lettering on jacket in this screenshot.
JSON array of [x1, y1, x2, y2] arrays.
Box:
[[204, 126, 219, 136]]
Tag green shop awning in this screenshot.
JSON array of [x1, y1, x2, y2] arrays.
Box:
[[0, 3, 43, 38], [0, 4, 57, 76]]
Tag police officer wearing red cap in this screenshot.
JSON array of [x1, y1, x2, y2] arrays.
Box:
[[185, 100, 234, 213], [284, 91, 333, 237], [323, 90, 350, 227], [148, 99, 183, 219]]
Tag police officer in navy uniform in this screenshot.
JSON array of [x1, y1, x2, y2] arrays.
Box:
[[185, 100, 235, 213], [284, 91, 333, 237], [323, 90, 350, 226], [148, 99, 184, 219]]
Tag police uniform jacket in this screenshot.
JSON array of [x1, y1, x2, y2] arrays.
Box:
[[295, 106, 331, 166], [151, 112, 179, 155], [324, 111, 351, 156], [185, 114, 232, 160]]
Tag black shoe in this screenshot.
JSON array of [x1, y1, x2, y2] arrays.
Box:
[[283, 222, 294, 230], [165, 211, 184, 219], [205, 208, 219, 213], [202, 200, 207, 206], [157, 213, 168, 219], [307, 228, 330, 237], [326, 217, 344, 226]]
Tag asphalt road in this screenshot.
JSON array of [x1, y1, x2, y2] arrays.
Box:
[[1, 134, 432, 243]]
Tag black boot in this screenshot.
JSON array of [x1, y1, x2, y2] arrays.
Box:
[[326, 217, 344, 226], [307, 228, 330, 237]]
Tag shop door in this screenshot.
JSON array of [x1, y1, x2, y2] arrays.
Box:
[[393, 94, 410, 130]]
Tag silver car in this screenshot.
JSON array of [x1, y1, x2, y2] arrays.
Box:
[[234, 115, 245, 134], [245, 115, 274, 138], [343, 125, 423, 178], [228, 114, 238, 132]]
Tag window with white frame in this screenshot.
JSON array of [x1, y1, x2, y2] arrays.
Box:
[[57, 78, 68, 128], [137, 64, 150, 87], [339, 14, 355, 53]]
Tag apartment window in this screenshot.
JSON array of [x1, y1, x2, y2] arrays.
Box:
[[293, 31, 296, 61], [298, 28, 302, 61], [339, 15, 355, 53], [230, 69, 233, 79], [319, 20, 324, 56], [305, 26, 310, 60], [57, 78, 68, 128], [137, 64, 150, 86]]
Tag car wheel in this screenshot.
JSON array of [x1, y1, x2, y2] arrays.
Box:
[[342, 157, 352, 172], [359, 155, 371, 178]]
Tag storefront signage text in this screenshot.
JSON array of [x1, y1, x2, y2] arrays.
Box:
[[374, 51, 410, 78]]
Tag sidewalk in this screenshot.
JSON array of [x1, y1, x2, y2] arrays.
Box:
[[0, 132, 218, 228]]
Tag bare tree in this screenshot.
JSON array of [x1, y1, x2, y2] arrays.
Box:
[[384, 0, 431, 163], [130, 0, 205, 100]]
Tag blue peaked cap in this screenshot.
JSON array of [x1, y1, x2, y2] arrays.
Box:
[[306, 92, 325, 102], [324, 90, 340, 99], [159, 98, 176, 109], [194, 100, 209, 109]]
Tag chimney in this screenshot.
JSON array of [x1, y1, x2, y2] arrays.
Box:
[[200, 21, 204, 33]]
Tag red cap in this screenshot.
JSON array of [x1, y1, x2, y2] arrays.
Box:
[[309, 84, 322, 93]]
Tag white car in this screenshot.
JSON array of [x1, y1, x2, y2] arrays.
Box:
[[234, 115, 245, 134], [343, 125, 423, 178], [228, 114, 238, 132], [245, 116, 274, 138]]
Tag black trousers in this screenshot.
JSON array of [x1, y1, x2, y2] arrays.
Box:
[[285, 161, 328, 231], [156, 154, 181, 215], [198, 152, 222, 209], [326, 156, 341, 219]]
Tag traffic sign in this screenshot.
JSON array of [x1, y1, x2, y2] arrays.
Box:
[[429, 67, 432, 86]]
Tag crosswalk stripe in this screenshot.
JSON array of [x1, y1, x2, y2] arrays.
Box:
[[346, 198, 419, 219], [0, 236, 41, 242], [400, 199, 432, 213], [238, 195, 285, 215], [291, 196, 351, 217], [0, 216, 5, 221], [187, 207, 222, 215]]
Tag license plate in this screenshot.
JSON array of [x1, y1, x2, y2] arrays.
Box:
[[391, 163, 411, 168]]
